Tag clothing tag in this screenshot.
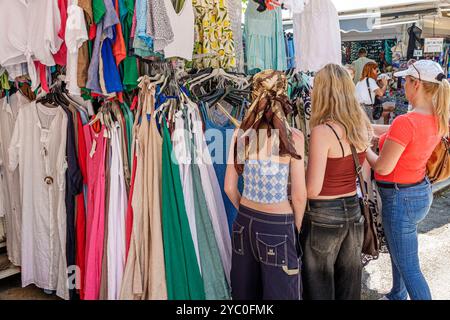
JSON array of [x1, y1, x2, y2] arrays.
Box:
[[89, 140, 97, 158], [135, 140, 141, 156]]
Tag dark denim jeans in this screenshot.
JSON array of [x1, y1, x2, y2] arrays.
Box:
[[230, 205, 302, 300], [300, 195, 364, 300], [378, 178, 433, 300]]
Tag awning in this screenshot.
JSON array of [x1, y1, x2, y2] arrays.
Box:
[[331, 0, 438, 12], [339, 12, 380, 33]]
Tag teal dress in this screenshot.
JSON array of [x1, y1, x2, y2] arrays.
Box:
[[244, 1, 287, 74]]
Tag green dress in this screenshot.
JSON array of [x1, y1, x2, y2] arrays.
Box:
[[161, 119, 205, 300]]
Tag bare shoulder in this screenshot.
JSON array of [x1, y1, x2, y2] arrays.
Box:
[[311, 124, 334, 137]]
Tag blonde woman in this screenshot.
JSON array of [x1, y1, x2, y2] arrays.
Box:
[[301, 64, 372, 300], [366, 60, 450, 300]]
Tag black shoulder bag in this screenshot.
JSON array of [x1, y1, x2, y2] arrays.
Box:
[[366, 78, 383, 121], [350, 145, 380, 257]]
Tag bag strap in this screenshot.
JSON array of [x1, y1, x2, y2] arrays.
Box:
[[325, 123, 345, 157], [350, 145, 369, 204], [366, 78, 374, 106]]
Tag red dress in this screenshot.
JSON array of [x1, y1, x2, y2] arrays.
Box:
[[75, 113, 87, 299]]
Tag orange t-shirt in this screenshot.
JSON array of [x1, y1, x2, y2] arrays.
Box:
[[375, 112, 441, 184], [112, 0, 126, 66]]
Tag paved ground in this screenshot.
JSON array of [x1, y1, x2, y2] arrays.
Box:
[[0, 274, 59, 300], [362, 187, 450, 300]]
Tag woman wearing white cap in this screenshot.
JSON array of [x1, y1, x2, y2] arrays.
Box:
[[366, 60, 449, 300]]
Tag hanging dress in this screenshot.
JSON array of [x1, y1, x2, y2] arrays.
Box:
[[161, 118, 205, 300], [172, 110, 201, 271], [199, 101, 245, 233], [120, 78, 167, 299], [183, 103, 230, 300], [9, 102, 69, 299], [292, 0, 342, 72], [189, 101, 232, 286], [0, 93, 29, 266], [244, 0, 287, 74], [107, 122, 127, 300], [83, 123, 108, 300], [120, 92, 148, 298]]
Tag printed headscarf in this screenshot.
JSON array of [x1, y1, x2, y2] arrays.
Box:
[[234, 70, 301, 175]]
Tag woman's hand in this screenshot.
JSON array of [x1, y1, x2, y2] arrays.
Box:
[[379, 78, 388, 88]]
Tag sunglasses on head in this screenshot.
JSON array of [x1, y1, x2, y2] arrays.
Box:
[[411, 64, 421, 81]]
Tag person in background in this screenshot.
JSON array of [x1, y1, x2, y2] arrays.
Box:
[[344, 64, 356, 82], [352, 47, 376, 84], [225, 70, 307, 300], [366, 60, 450, 300], [302, 64, 372, 300], [356, 62, 388, 122]]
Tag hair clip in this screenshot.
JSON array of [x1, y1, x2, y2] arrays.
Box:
[[436, 73, 446, 82]]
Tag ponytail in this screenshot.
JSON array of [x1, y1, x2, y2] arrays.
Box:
[[434, 79, 450, 137], [423, 79, 450, 137]]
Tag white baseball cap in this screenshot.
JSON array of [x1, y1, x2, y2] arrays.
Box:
[[394, 60, 446, 84]]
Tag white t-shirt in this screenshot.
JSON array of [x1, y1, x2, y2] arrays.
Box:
[[163, 0, 195, 61], [356, 78, 380, 105]]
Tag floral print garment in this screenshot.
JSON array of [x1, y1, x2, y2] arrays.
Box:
[[192, 0, 236, 70]]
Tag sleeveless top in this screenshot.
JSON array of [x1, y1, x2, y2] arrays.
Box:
[[319, 124, 366, 196], [242, 159, 289, 204]]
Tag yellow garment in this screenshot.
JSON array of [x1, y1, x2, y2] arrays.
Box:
[[192, 0, 236, 70]]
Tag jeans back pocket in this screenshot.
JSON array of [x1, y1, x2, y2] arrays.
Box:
[[404, 192, 433, 224], [256, 233, 288, 267], [311, 221, 344, 254], [232, 221, 245, 255]]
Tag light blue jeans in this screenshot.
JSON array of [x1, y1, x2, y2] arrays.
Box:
[[378, 178, 433, 300]]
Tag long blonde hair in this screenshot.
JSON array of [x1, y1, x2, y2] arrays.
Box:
[[422, 79, 450, 137], [311, 63, 372, 150]]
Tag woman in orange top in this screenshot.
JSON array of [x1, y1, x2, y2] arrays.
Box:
[[366, 60, 450, 300]]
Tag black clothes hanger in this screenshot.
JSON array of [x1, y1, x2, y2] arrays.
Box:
[[54, 85, 70, 107], [253, 0, 267, 12], [180, 67, 214, 84], [202, 87, 250, 112]]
